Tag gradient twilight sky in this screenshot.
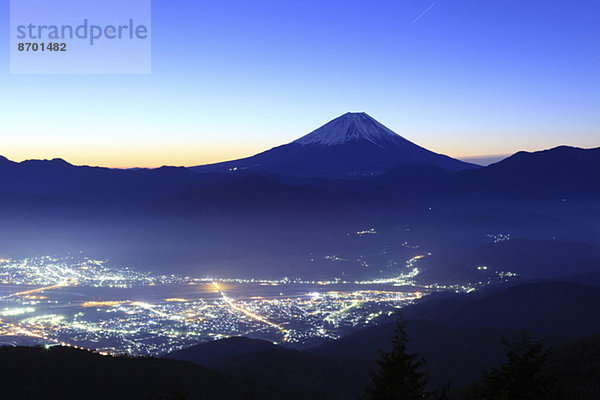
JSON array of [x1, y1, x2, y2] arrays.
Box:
[[1, 0, 599, 168]]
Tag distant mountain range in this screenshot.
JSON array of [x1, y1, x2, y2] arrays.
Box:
[[191, 112, 478, 178], [1, 144, 598, 214], [1, 114, 597, 209]]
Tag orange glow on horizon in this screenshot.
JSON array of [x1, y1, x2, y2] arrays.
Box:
[[0, 138, 544, 169], [4, 140, 591, 169], [2, 149, 514, 169], [1, 141, 272, 169]]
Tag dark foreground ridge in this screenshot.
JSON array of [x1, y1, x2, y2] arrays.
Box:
[[167, 282, 600, 399], [0, 345, 328, 400]]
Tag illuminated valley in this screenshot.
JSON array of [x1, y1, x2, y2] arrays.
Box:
[[0, 254, 438, 355]]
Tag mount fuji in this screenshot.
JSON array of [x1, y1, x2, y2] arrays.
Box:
[[192, 112, 479, 178]]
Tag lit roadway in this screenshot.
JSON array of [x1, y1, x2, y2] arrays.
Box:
[[212, 282, 289, 339], [4, 282, 71, 299]]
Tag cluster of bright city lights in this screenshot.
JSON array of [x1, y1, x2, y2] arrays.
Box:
[[0, 254, 431, 356], [0, 242, 518, 356]]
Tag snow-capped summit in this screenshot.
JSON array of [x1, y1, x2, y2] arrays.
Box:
[[192, 113, 479, 178], [293, 112, 401, 147]]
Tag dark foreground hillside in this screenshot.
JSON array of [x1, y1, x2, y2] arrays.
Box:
[[311, 281, 600, 389], [165, 337, 366, 399], [162, 281, 600, 398], [0, 346, 324, 400]]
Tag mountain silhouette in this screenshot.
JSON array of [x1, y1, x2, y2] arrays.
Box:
[[368, 145, 600, 203], [191, 112, 478, 178]]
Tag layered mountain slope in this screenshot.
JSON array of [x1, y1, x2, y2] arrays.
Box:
[[364, 145, 600, 204]]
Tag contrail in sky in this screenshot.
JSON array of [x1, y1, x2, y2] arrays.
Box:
[[412, 2, 436, 24]]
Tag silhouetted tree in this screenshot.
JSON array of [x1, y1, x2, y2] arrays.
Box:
[[469, 332, 558, 400], [363, 318, 439, 400]]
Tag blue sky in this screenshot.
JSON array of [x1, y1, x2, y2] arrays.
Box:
[[1, 0, 599, 167]]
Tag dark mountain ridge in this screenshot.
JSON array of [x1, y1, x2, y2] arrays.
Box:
[[2, 145, 597, 214], [363, 145, 600, 205], [0, 157, 220, 210]]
